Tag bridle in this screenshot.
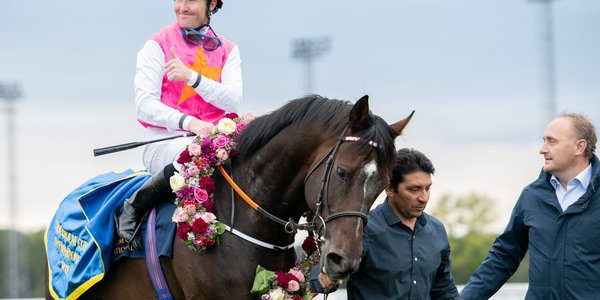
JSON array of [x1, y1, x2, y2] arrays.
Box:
[[218, 124, 379, 250], [304, 125, 378, 244]]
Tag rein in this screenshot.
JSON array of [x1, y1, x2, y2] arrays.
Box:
[[218, 165, 313, 233], [218, 125, 379, 251]]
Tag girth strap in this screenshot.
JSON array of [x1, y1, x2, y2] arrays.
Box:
[[224, 225, 295, 251]]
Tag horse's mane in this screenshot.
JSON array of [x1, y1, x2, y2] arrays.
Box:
[[236, 95, 396, 168]]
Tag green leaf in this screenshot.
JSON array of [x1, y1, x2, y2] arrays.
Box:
[[215, 222, 226, 234], [250, 265, 275, 294]]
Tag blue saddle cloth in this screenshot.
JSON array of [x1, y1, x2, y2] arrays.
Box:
[[111, 201, 177, 261], [45, 170, 177, 300]]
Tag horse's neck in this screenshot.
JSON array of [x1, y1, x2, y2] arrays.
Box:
[[214, 136, 324, 245]]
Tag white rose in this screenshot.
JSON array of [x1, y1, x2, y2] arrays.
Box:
[[170, 172, 186, 192], [269, 288, 286, 300], [216, 118, 236, 135]]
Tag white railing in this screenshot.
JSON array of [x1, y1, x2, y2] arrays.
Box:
[[314, 283, 529, 300]]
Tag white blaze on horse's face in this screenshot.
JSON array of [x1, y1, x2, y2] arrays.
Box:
[[362, 160, 378, 203], [352, 159, 378, 235]]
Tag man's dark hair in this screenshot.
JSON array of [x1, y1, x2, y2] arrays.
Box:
[[389, 148, 435, 192]]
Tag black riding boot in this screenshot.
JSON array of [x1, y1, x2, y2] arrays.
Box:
[[116, 164, 176, 248]]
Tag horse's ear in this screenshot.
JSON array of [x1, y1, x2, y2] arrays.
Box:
[[390, 110, 415, 138], [349, 95, 370, 129]]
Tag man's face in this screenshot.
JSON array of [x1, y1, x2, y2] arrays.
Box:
[[387, 171, 432, 222], [174, 0, 212, 29], [539, 117, 580, 178]]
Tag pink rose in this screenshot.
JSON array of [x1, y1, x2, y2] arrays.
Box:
[[288, 269, 305, 283], [184, 204, 196, 216], [172, 210, 189, 223], [236, 122, 247, 133], [286, 280, 300, 292], [216, 148, 228, 162], [194, 187, 209, 203], [213, 135, 229, 148], [242, 112, 255, 122], [187, 165, 200, 177], [200, 212, 217, 223], [188, 143, 202, 156]]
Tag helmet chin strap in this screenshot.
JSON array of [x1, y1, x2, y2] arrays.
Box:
[[193, 24, 209, 32], [205, 0, 213, 24]]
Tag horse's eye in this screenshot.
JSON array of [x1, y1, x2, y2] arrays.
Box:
[[336, 167, 347, 179]]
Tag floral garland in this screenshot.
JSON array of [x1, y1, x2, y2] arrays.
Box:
[[251, 233, 321, 300], [169, 112, 254, 254]]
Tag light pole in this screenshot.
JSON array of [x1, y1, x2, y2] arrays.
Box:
[[528, 0, 559, 124], [0, 82, 22, 298], [291, 36, 332, 94]]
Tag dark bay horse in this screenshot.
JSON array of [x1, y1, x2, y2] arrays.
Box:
[[69, 95, 412, 299]]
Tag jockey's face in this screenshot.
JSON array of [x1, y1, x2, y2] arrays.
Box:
[[174, 0, 216, 29]]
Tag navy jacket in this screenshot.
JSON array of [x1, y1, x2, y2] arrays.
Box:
[[461, 155, 600, 299]]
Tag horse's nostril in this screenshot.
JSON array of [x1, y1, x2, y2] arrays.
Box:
[[326, 252, 344, 266], [325, 252, 360, 277]]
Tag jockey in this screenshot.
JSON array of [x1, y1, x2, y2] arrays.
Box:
[[116, 0, 242, 247]]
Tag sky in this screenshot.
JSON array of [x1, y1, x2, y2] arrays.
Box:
[[0, 0, 599, 231]]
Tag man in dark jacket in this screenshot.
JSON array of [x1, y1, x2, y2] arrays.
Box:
[[313, 148, 460, 299], [461, 112, 599, 299]]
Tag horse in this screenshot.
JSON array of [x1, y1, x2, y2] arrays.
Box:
[[53, 95, 413, 299]]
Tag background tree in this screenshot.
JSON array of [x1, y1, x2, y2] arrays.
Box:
[[0, 229, 45, 298], [431, 192, 528, 284]]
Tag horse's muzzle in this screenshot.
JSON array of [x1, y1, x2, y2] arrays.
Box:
[[323, 251, 360, 280]]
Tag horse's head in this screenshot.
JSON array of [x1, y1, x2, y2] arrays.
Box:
[[304, 95, 413, 280]]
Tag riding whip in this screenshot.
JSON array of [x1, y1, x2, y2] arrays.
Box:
[[93, 132, 196, 156]]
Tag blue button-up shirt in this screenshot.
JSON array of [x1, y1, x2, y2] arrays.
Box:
[[550, 163, 591, 211], [346, 199, 460, 300]]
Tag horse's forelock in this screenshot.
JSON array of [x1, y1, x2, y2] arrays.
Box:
[[346, 114, 397, 172]]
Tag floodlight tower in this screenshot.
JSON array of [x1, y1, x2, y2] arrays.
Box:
[[0, 82, 22, 298], [292, 36, 332, 94], [528, 0, 559, 124]]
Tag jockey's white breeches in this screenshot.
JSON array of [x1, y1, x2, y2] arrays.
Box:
[[142, 127, 194, 174]]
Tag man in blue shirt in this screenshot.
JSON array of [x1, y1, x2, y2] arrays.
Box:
[[313, 148, 460, 299], [461, 112, 600, 299]]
